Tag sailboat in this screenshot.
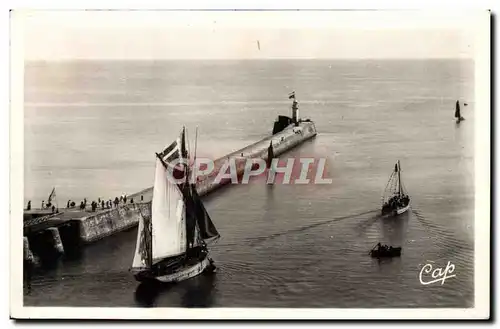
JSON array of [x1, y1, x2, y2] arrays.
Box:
[[455, 100, 465, 123], [381, 160, 411, 216], [266, 141, 274, 169], [130, 127, 220, 283]]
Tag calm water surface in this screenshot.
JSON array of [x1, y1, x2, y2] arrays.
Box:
[[23, 59, 474, 307]]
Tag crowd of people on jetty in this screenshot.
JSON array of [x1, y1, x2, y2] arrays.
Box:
[[26, 200, 59, 213], [26, 193, 145, 213], [67, 193, 146, 212]]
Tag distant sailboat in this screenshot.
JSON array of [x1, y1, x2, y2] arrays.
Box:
[[266, 141, 274, 169], [130, 127, 220, 283], [455, 100, 465, 123]]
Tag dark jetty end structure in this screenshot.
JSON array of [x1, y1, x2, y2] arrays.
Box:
[[23, 96, 317, 266]]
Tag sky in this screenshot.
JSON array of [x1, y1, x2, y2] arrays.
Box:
[[13, 10, 487, 60]]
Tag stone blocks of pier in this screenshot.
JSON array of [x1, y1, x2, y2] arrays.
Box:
[[27, 227, 64, 262], [46, 227, 64, 254], [75, 204, 142, 243], [23, 237, 36, 264]]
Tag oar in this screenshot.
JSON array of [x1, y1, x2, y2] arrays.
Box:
[[368, 243, 379, 254]]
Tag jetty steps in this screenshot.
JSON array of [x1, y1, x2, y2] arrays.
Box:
[[23, 121, 317, 265]]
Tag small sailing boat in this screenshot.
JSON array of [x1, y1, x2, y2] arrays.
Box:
[[455, 100, 465, 123], [381, 160, 411, 216], [266, 141, 274, 169], [130, 127, 220, 283]]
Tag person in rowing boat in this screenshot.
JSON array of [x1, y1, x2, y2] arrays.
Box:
[[376, 243, 388, 253]]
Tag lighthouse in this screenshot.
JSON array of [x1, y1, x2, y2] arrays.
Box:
[[288, 91, 299, 126]]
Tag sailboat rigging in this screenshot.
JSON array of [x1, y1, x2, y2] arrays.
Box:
[[131, 127, 220, 283], [381, 160, 411, 216]]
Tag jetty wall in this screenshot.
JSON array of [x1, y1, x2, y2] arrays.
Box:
[[197, 121, 317, 195], [133, 121, 318, 198], [29, 121, 317, 247], [27, 226, 65, 261], [74, 204, 142, 243]]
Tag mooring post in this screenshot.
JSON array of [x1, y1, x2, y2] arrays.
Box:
[[23, 237, 35, 263], [47, 227, 65, 254]]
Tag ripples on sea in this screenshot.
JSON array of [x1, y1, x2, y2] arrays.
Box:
[[24, 59, 474, 308]]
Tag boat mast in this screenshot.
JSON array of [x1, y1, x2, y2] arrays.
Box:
[[182, 127, 192, 254], [398, 160, 402, 195], [193, 126, 198, 185]]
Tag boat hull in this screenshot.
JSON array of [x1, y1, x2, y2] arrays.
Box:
[[382, 202, 410, 217], [370, 247, 402, 258], [132, 256, 216, 284], [156, 257, 213, 283], [395, 203, 411, 215]]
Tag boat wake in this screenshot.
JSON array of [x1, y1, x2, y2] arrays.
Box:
[[355, 211, 384, 233], [216, 260, 288, 296], [412, 207, 473, 262], [213, 209, 379, 248]]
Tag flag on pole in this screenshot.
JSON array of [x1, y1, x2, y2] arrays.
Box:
[[156, 127, 190, 183], [157, 127, 188, 165], [48, 187, 56, 203]]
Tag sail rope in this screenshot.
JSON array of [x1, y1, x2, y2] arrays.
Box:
[[381, 171, 397, 204]]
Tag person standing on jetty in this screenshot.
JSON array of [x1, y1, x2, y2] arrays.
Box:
[[41, 200, 45, 209], [27, 201, 31, 210]]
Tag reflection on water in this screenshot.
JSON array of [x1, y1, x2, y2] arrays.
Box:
[[134, 273, 217, 308], [379, 212, 410, 247], [181, 273, 217, 308], [134, 282, 173, 308]]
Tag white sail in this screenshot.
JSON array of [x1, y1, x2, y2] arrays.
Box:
[[131, 207, 147, 269], [151, 158, 187, 262]]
